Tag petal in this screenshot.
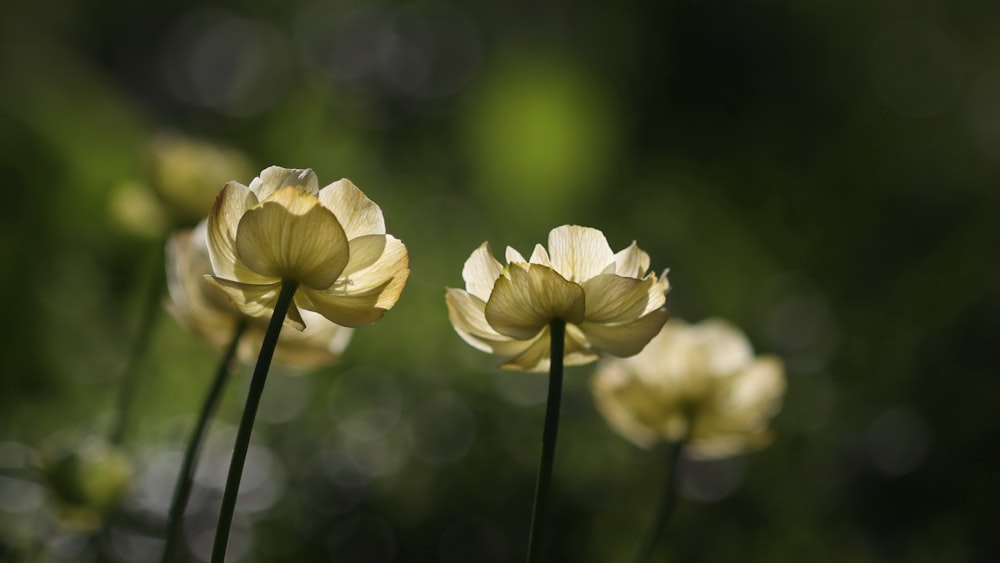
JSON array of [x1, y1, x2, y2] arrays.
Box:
[[445, 288, 536, 356], [204, 277, 305, 330], [613, 241, 651, 277], [485, 264, 585, 340], [461, 242, 504, 301], [546, 225, 616, 282], [580, 309, 670, 357], [338, 235, 409, 297], [505, 246, 527, 263], [529, 244, 552, 267], [692, 319, 754, 376], [248, 166, 318, 200], [581, 274, 662, 324], [235, 187, 350, 289], [317, 178, 386, 239], [295, 268, 408, 327], [206, 182, 270, 284], [499, 324, 599, 372], [723, 356, 785, 418], [500, 329, 551, 372]]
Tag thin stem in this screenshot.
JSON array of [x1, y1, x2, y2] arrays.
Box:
[[633, 427, 691, 563], [160, 320, 247, 563], [210, 281, 297, 563], [110, 241, 167, 445], [526, 319, 566, 563]]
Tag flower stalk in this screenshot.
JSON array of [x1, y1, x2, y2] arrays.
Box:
[[634, 420, 691, 563], [111, 242, 167, 445], [211, 281, 297, 563], [160, 320, 247, 563], [526, 319, 566, 563]]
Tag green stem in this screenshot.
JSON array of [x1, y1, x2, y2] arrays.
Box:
[[110, 240, 167, 445], [210, 281, 297, 563], [526, 319, 566, 563], [160, 320, 247, 563], [633, 430, 690, 563]]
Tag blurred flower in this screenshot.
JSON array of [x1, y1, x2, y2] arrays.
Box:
[[109, 132, 254, 237], [592, 319, 786, 459], [37, 435, 132, 531], [206, 166, 409, 329], [167, 221, 353, 370], [446, 225, 669, 372], [145, 132, 255, 225]]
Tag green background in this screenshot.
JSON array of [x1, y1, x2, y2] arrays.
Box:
[[1, 0, 998, 561]]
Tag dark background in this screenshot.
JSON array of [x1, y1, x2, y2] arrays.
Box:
[[1, 0, 998, 561]]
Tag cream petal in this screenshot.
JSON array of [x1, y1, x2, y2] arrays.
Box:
[[296, 267, 406, 328], [724, 356, 785, 417], [613, 242, 651, 277], [581, 274, 660, 324], [317, 178, 386, 239], [546, 225, 616, 282], [693, 319, 755, 376], [249, 166, 318, 200], [529, 244, 552, 267], [485, 264, 585, 340], [205, 276, 305, 330], [338, 235, 409, 296], [235, 187, 350, 290], [206, 182, 270, 284], [505, 246, 527, 264], [461, 242, 504, 302], [445, 289, 536, 356], [500, 329, 551, 372], [564, 323, 601, 366], [580, 309, 670, 357]]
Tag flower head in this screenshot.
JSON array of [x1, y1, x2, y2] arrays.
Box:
[[592, 319, 786, 459], [446, 225, 670, 372], [205, 166, 409, 330], [167, 222, 353, 369]]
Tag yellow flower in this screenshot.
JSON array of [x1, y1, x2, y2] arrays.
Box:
[[592, 319, 786, 459], [167, 222, 353, 369], [446, 225, 670, 372], [205, 166, 409, 329]]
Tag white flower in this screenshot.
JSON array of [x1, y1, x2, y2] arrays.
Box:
[[166, 222, 353, 369], [205, 166, 409, 330], [592, 319, 786, 459], [446, 225, 670, 372]]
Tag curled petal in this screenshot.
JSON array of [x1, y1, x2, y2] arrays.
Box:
[[297, 268, 408, 328], [249, 166, 318, 200], [499, 324, 600, 372], [547, 225, 615, 282], [445, 289, 535, 356], [234, 187, 350, 290], [339, 235, 409, 300], [582, 274, 662, 324], [318, 178, 386, 239], [485, 264, 585, 340], [206, 182, 269, 284], [613, 242, 651, 278], [204, 277, 305, 330], [461, 243, 504, 302], [580, 309, 670, 357]]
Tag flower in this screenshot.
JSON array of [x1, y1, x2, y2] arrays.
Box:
[[591, 318, 786, 459], [205, 166, 409, 329], [166, 221, 353, 369], [445, 225, 670, 372]]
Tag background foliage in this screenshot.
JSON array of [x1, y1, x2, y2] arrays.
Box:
[[1, 0, 999, 561]]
